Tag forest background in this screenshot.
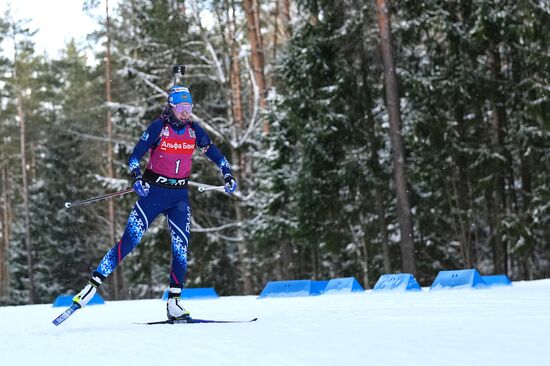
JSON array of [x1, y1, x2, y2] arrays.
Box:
[[0, 0, 548, 304]]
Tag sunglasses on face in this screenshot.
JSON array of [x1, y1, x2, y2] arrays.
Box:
[[171, 103, 193, 114]]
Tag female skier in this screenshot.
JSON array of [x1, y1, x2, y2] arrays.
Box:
[[73, 86, 237, 320]]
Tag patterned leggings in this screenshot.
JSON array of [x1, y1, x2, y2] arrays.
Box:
[[95, 185, 191, 287]]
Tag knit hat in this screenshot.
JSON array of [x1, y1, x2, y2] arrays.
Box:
[[168, 86, 193, 105]]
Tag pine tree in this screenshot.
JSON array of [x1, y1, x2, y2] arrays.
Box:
[[393, 0, 549, 279], [1, 13, 43, 303], [250, 0, 397, 287], [96, 0, 245, 295], [29, 41, 108, 303]]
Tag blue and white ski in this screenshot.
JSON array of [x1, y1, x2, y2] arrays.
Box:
[[53, 303, 257, 326], [52, 303, 81, 326], [141, 317, 258, 325]]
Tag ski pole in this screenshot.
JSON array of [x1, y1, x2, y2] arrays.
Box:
[[188, 179, 225, 193], [197, 185, 225, 193], [197, 185, 226, 193], [64, 188, 134, 209]]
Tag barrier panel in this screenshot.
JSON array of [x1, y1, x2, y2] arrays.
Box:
[[311, 280, 329, 295], [162, 288, 219, 300], [258, 280, 328, 298], [324, 277, 364, 294], [482, 274, 512, 286], [52, 293, 105, 307], [430, 269, 487, 290], [373, 274, 421, 292]]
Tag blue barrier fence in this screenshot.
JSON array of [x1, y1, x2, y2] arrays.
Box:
[[482, 274, 512, 286], [430, 269, 487, 290], [52, 270, 512, 306], [324, 277, 364, 294], [259, 277, 365, 298], [373, 274, 421, 292], [259, 280, 327, 298]]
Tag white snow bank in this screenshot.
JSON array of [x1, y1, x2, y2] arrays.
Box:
[[1, 279, 549, 366]]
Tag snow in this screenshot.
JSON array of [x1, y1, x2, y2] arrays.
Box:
[[2, 279, 550, 366]]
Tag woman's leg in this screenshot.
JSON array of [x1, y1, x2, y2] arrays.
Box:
[[74, 192, 164, 307], [96, 199, 159, 277], [164, 198, 192, 319], [165, 199, 191, 287]]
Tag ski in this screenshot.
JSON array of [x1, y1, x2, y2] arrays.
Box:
[[140, 317, 258, 325], [52, 302, 81, 326]]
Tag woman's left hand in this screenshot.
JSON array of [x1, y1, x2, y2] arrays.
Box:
[[224, 174, 237, 193]]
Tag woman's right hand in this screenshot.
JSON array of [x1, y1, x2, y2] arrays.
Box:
[[133, 176, 150, 197]]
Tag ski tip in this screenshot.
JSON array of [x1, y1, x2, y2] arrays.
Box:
[[51, 302, 81, 326], [52, 315, 68, 326], [250, 318, 258, 322]]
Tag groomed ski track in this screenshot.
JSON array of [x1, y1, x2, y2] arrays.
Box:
[[1, 279, 549, 366]]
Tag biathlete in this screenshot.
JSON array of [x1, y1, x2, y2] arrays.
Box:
[[73, 86, 237, 320]]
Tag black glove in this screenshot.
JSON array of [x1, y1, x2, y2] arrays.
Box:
[[224, 174, 237, 193], [132, 173, 150, 197]]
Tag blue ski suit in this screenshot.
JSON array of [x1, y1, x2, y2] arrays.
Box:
[[94, 108, 232, 287]]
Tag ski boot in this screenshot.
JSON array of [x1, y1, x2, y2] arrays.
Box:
[[166, 286, 191, 320], [73, 271, 104, 308]]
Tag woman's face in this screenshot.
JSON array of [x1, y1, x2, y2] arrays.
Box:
[[172, 102, 193, 121]]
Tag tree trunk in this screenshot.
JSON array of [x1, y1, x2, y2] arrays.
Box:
[[375, 0, 416, 275], [360, 5, 391, 274], [282, 0, 291, 37], [105, 0, 124, 300], [519, 149, 533, 279], [487, 41, 508, 275], [361, 237, 370, 289], [454, 105, 474, 268], [363, 75, 391, 274], [375, 190, 392, 273], [280, 241, 292, 279], [510, 38, 534, 280], [351, 217, 371, 289], [226, 0, 252, 294], [229, 0, 244, 130], [273, 0, 279, 62], [447, 4, 474, 269], [1, 160, 10, 299], [311, 245, 319, 280], [231, 192, 252, 294], [242, 0, 268, 133], [16, 94, 35, 303], [130, 0, 138, 60], [11, 30, 35, 303]]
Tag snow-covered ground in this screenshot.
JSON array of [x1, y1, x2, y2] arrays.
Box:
[[1, 279, 550, 366]]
